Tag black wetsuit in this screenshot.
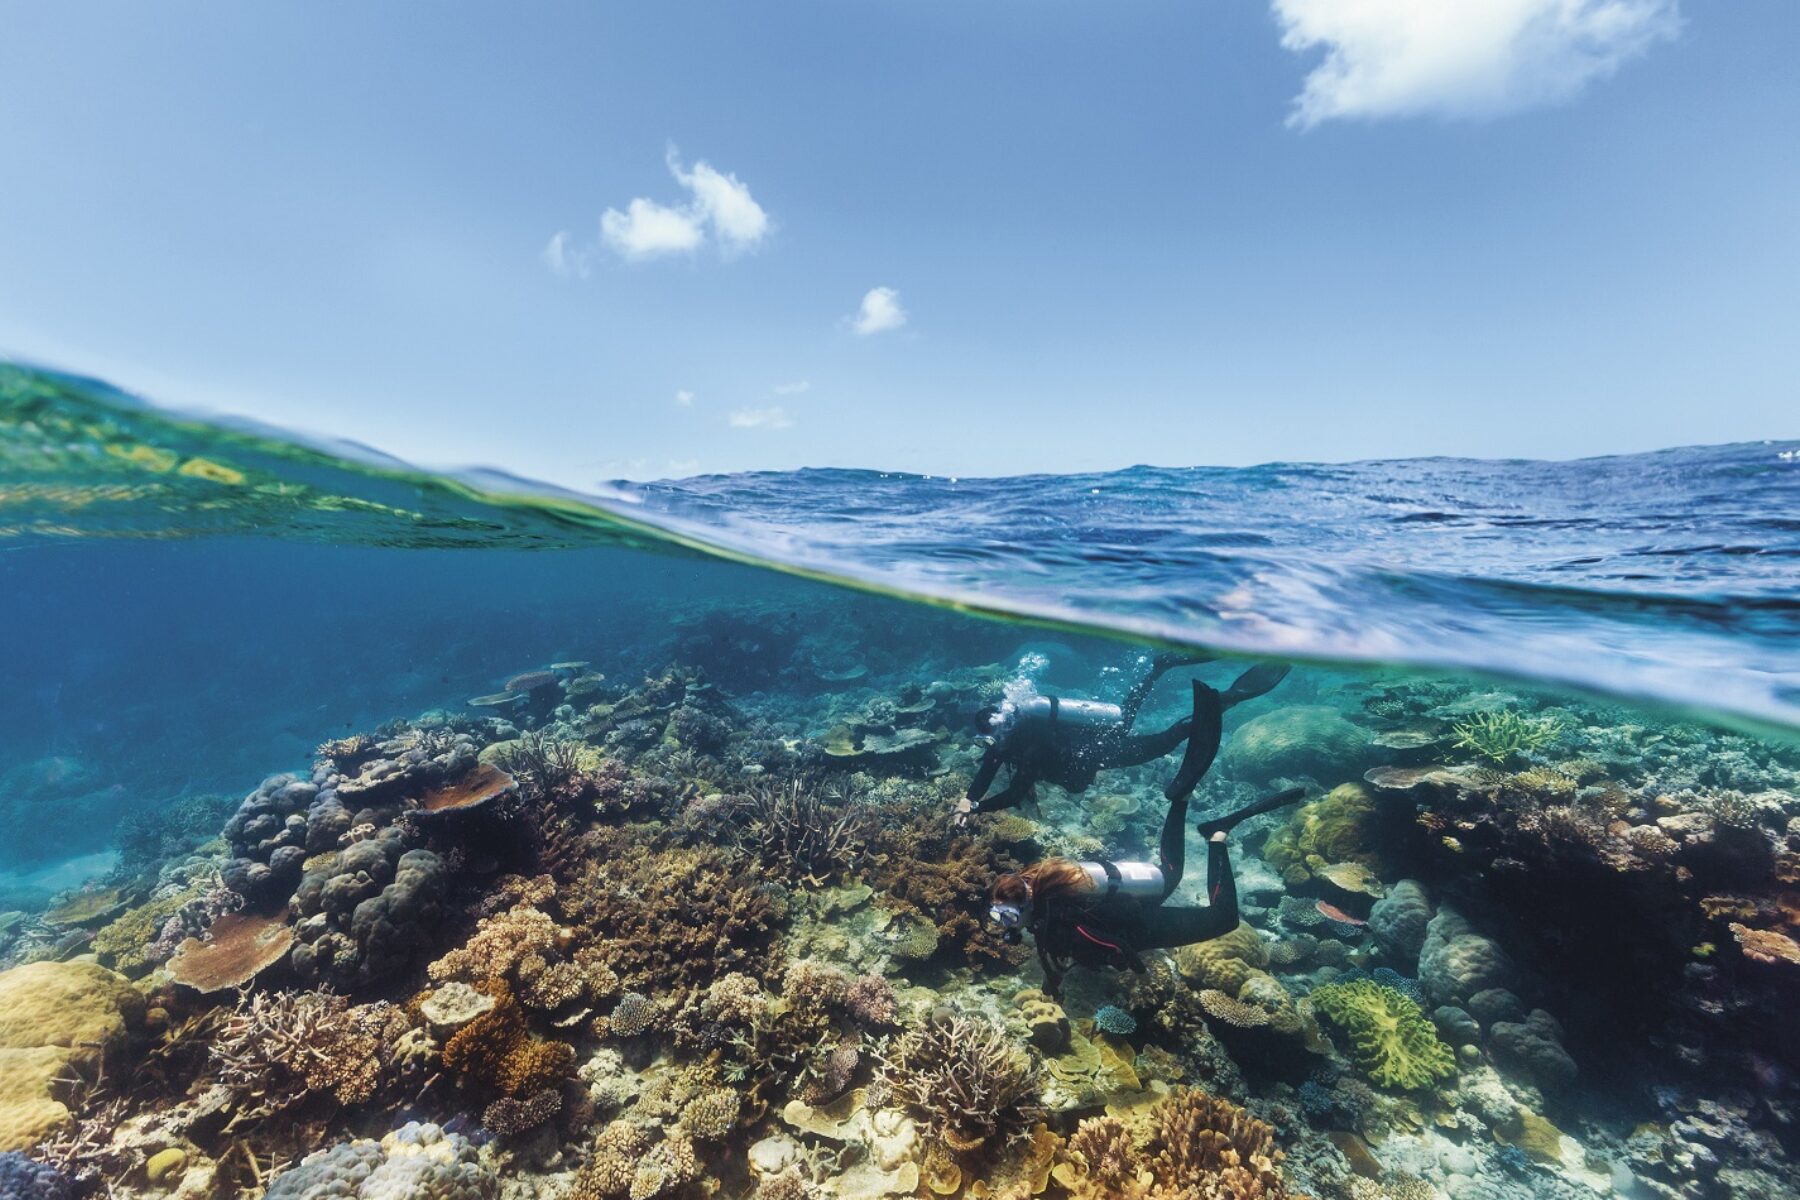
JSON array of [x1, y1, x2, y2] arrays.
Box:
[[967, 657, 1288, 813], [1024, 682, 1304, 997]]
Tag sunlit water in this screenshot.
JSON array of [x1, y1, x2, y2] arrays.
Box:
[[1, 362, 1796, 1200]]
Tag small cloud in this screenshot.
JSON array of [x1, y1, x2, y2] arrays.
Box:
[[600, 197, 705, 260], [563, 146, 771, 266], [729, 406, 794, 430], [771, 380, 811, 396], [1272, 0, 1681, 128], [674, 389, 696, 407], [667, 148, 770, 255], [851, 286, 907, 336], [541, 231, 591, 279]]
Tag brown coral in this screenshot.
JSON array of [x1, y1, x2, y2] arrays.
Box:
[[442, 982, 576, 1097], [1054, 1087, 1294, 1200]]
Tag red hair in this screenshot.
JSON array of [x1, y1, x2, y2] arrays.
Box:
[[992, 857, 1094, 907]]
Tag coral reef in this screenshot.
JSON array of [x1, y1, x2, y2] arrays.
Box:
[[880, 1013, 1043, 1155]]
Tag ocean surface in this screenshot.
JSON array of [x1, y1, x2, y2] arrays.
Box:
[[1, 360, 1797, 1200]]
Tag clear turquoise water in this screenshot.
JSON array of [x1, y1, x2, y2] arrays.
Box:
[[1, 361, 1796, 1200]]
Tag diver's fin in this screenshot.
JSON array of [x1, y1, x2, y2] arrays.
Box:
[[1164, 681, 1224, 801], [1221, 662, 1290, 708], [1195, 786, 1307, 839]]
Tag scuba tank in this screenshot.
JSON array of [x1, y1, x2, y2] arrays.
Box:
[[1013, 695, 1123, 731], [1077, 859, 1165, 901]]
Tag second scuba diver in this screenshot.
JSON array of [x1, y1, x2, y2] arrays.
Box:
[[987, 680, 1305, 998], [957, 652, 1289, 820]]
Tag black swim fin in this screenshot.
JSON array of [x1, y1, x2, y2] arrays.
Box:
[[1195, 786, 1307, 839], [1221, 662, 1290, 708], [1164, 681, 1224, 801]]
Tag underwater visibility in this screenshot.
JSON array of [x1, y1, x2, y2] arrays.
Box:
[[3, 362, 1800, 1200]]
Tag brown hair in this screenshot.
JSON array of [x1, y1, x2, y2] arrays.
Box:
[[992, 857, 1094, 907]]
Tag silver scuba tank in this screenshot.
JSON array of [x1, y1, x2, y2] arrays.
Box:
[[1078, 860, 1165, 900], [1014, 695, 1123, 730]]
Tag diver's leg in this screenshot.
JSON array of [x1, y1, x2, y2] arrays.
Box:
[[1117, 649, 1215, 730], [1163, 682, 1225, 802], [1134, 851, 1240, 950], [1157, 777, 1191, 899], [1194, 785, 1307, 838], [1099, 718, 1192, 770], [1220, 662, 1290, 709]]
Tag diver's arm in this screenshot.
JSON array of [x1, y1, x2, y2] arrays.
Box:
[[966, 746, 1003, 803]]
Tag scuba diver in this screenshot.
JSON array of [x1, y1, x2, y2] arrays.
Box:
[[957, 652, 1289, 820], [988, 680, 1305, 998]]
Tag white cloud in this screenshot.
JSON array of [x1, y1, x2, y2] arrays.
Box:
[[600, 197, 706, 260], [674, 389, 695, 407], [851, 286, 907, 336], [729, 406, 795, 430], [771, 380, 811, 396], [1272, 0, 1681, 128], [668, 149, 771, 254], [575, 146, 770, 265], [541, 231, 590, 279]]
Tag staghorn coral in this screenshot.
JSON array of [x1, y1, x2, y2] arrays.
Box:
[[730, 777, 869, 886], [1054, 1087, 1295, 1199], [1450, 710, 1563, 765], [880, 1012, 1043, 1155], [208, 989, 410, 1132], [429, 903, 571, 985], [1308, 979, 1456, 1091]]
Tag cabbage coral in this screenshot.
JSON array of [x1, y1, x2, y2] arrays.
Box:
[[1308, 979, 1456, 1091]]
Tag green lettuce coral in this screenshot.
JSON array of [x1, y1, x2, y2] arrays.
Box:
[[1309, 979, 1455, 1091]]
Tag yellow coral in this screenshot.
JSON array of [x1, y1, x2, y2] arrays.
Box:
[[1174, 922, 1269, 993], [1263, 783, 1382, 882]]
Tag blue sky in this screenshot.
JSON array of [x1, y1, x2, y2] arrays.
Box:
[[1, 2, 1794, 482]]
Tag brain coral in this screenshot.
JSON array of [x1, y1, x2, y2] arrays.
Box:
[[265, 1122, 496, 1200], [1309, 979, 1456, 1092]]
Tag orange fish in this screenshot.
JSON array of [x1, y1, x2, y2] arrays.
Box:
[[1316, 900, 1366, 926]]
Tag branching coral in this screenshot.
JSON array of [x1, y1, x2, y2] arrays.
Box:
[[1054, 1088, 1295, 1200], [441, 983, 577, 1099], [1308, 979, 1456, 1091], [863, 806, 1021, 967], [208, 990, 409, 1131], [879, 1013, 1043, 1154], [1450, 711, 1564, 765], [730, 778, 868, 886]]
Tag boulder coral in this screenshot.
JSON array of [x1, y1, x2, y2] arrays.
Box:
[[1223, 706, 1371, 782], [1262, 783, 1385, 887], [0, 960, 144, 1151], [1417, 906, 1515, 1009], [1366, 880, 1432, 965], [264, 1121, 496, 1200], [1308, 979, 1456, 1091]]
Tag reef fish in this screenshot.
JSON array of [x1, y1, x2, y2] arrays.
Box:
[[1315, 900, 1366, 926]]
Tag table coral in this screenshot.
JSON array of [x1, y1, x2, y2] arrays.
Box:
[[1308, 979, 1456, 1092]]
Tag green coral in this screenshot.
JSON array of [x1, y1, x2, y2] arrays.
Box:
[[1449, 711, 1563, 765], [1263, 783, 1381, 880], [92, 880, 208, 976], [1309, 979, 1455, 1091]]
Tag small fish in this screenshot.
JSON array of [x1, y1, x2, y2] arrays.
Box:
[[1316, 900, 1366, 926]]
